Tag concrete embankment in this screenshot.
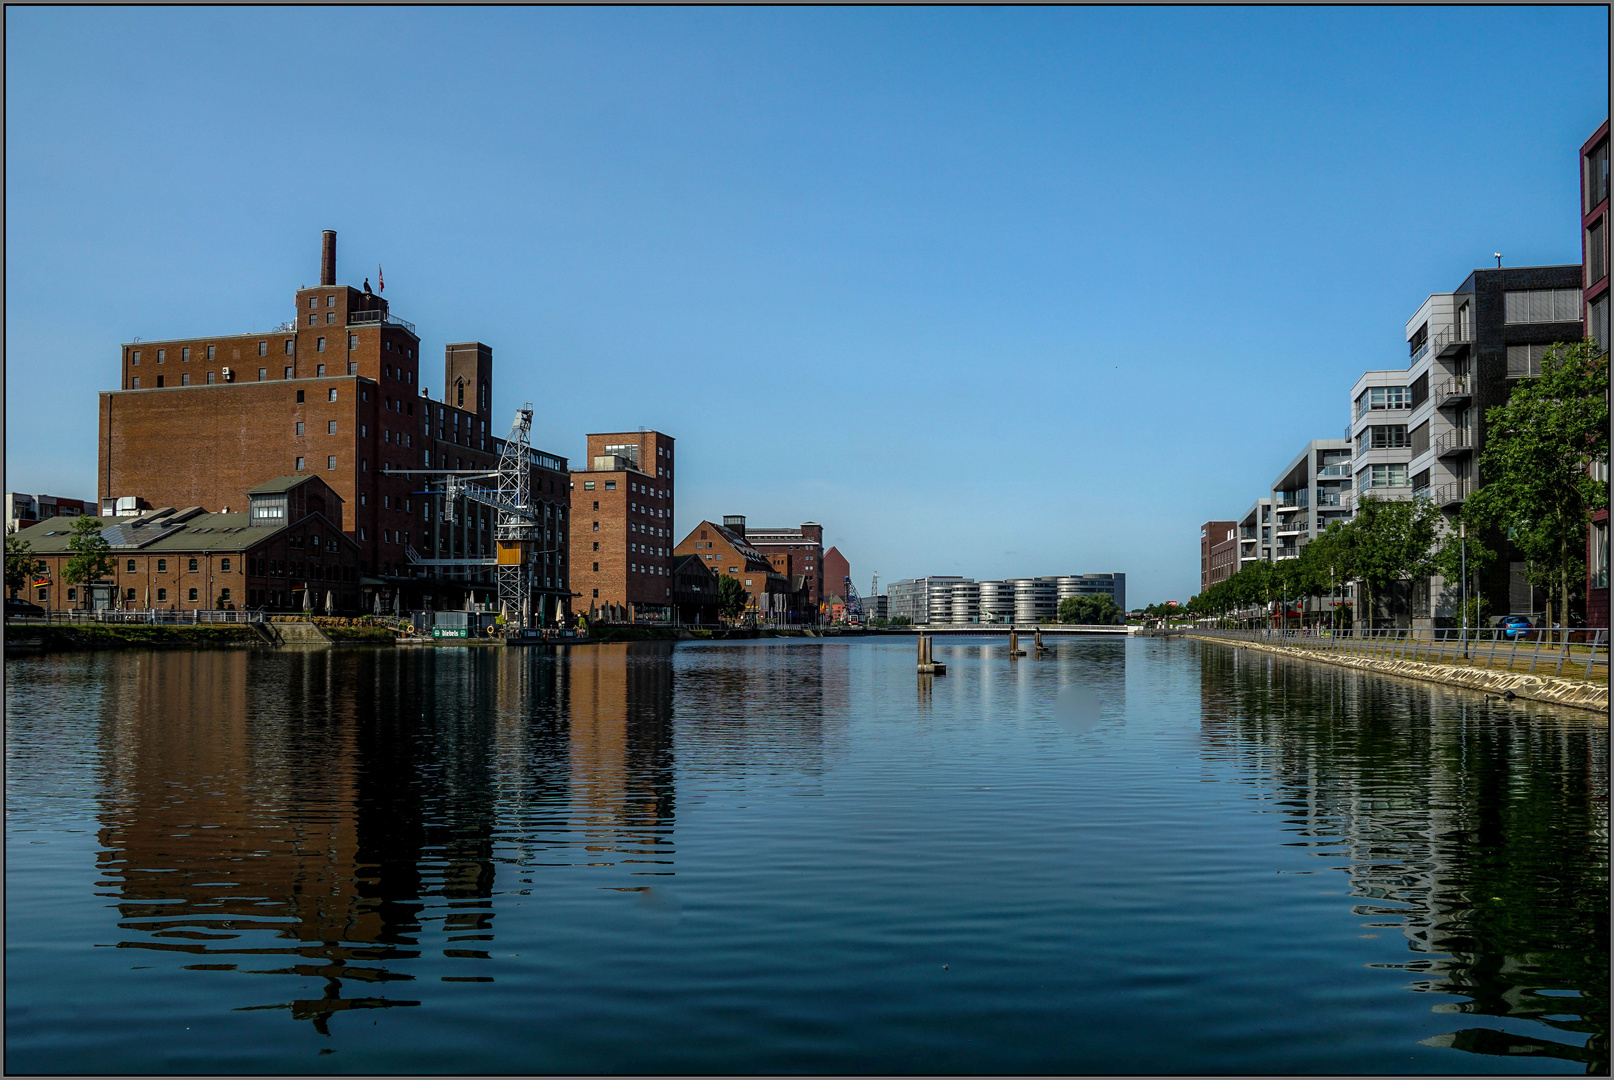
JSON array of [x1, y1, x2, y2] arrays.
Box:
[[1194, 634, 1609, 714], [4, 623, 261, 651]]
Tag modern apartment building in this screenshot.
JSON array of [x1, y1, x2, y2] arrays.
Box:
[[570, 430, 676, 622], [886, 576, 965, 624], [96, 231, 571, 614], [6, 492, 92, 537], [1582, 121, 1610, 627], [1270, 439, 1353, 559], [977, 580, 1014, 623], [1200, 520, 1237, 590], [1051, 573, 1126, 613], [1238, 498, 1273, 568]]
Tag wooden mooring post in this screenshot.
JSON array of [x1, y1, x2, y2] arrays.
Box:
[[1008, 630, 1026, 658]]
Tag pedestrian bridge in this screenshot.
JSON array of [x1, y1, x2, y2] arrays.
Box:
[[887, 624, 1134, 636]]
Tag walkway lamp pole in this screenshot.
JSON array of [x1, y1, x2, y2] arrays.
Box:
[[1459, 520, 1468, 659]]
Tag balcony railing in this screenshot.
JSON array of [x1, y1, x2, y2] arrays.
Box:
[[1433, 322, 1473, 356], [1434, 426, 1475, 457], [1434, 479, 1471, 506], [1275, 516, 1310, 535], [1274, 493, 1309, 510], [1432, 375, 1472, 409], [1315, 491, 1346, 507], [1317, 464, 1351, 478], [347, 309, 418, 336], [1412, 485, 1431, 501], [1409, 341, 1430, 367]]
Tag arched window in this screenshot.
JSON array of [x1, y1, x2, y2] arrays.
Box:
[[456, 379, 465, 408]]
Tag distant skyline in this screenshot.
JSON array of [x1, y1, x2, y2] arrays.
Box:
[[5, 7, 1607, 604]]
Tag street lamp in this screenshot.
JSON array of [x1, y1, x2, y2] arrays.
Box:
[[1459, 520, 1468, 660]]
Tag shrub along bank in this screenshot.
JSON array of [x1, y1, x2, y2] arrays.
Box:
[[4, 623, 259, 651]]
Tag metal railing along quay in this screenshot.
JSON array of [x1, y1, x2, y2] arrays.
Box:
[[9, 609, 266, 624], [1188, 626, 1609, 681]]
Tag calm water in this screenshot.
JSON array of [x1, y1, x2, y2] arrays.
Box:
[[5, 637, 1608, 1074]]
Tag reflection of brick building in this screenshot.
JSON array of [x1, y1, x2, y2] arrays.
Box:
[[1200, 520, 1238, 591], [96, 231, 570, 612], [11, 475, 360, 612], [570, 431, 676, 622]]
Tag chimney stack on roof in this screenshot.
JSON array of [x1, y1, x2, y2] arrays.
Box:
[[321, 230, 337, 287]]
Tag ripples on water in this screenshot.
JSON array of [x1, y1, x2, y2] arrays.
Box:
[[4, 637, 1607, 1073]]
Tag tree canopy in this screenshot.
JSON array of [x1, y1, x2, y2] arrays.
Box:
[[716, 574, 749, 621], [1058, 594, 1122, 625], [62, 516, 115, 589]]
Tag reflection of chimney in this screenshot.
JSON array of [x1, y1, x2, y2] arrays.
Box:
[[320, 230, 336, 286], [723, 515, 746, 539]]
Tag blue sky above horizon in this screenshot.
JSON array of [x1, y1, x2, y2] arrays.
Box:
[[6, 7, 1607, 604]]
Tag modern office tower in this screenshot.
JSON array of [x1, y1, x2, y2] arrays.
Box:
[[948, 580, 981, 624], [1010, 578, 1056, 623], [862, 594, 889, 621], [1583, 120, 1610, 628], [1270, 439, 1353, 560], [1047, 573, 1126, 614], [99, 231, 570, 614], [977, 580, 1014, 623], [1201, 521, 1237, 590], [886, 576, 966, 624], [1238, 498, 1273, 569], [570, 430, 676, 622]]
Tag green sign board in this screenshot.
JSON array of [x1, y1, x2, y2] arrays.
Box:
[[431, 627, 470, 639]]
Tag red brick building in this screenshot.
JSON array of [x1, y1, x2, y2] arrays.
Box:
[[569, 430, 676, 622], [821, 546, 851, 611], [743, 522, 824, 609], [1200, 520, 1238, 591], [12, 475, 361, 612], [673, 516, 793, 621], [95, 231, 570, 613], [1582, 121, 1609, 627]]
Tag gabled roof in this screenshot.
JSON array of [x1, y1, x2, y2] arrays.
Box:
[[12, 508, 356, 555], [248, 474, 333, 496]]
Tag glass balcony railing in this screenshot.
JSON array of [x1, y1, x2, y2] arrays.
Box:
[[1317, 464, 1351, 478]]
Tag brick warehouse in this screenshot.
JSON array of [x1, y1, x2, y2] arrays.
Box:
[[569, 430, 676, 622], [96, 231, 571, 615]]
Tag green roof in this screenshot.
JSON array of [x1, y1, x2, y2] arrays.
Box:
[[246, 474, 323, 495], [11, 509, 350, 555]]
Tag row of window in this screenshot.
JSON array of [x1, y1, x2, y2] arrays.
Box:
[[116, 556, 229, 573], [294, 456, 339, 471], [1502, 287, 1582, 325], [130, 364, 357, 389], [1355, 386, 1410, 417], [132, 341, 295, 366], [293, 421, 342, 436]]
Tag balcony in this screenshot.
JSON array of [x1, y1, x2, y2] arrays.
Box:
[[1315, 491, 1347, 507], [1274, 493, 1309, 511], [1434, 427, 1475, 457], [347, 309, 418, 336], [1409, 341, 1430, 367], [1317, 463, 1351, 478], [1275, 516, 1310, 536], [1435, 479, 1470, 507], [1433, 322, 1473, 357], [1432, 375, 1472, 409]]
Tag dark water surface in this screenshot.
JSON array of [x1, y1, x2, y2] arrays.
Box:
[[5, 637, 1607, 1074]]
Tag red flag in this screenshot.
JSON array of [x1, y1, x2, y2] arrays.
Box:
[[378, 265, 384, 293]]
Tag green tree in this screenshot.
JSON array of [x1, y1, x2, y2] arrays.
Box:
[[62, 516, 115, 592], [6, 533, 36, 596], [716, 574, 749, 621], [1059, 594, 1122, 625], [1464, 342, 1609, 627], [1349, 494, 1444, 628]]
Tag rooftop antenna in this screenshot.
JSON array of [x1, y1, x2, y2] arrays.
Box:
[[1494, 252, 1503, 268]]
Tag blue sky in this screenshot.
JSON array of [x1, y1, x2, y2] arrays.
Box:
[[5, 7, 1607, 604]]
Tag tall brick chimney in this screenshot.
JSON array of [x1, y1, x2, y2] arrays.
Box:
[[320, 230, 337, 286]]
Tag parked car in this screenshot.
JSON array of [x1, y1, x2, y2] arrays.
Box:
[[1499, 615, 1533, 639], [5, 598, 46, 618]]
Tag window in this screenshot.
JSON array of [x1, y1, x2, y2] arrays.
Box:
[[132, 377, 140, 388], [285, 340, 294, 355], [326, 295, 335, 308], [593, 522, 599, 531], [1367, 463, 1408, 488], [206, 371, 215, 384], [592, 542, 599, 551], [207, 345, 216, 361], [181, 347, 190, 362], [1506, 343, 1556, 378], [188, 587, 198, 601], [348, 361, 358, 375], [127, 559, 136, 572], [310, 297, 318, 310], [308, 314, 318, 326], [326, 420, 337, 434], [349, 334, 358, 351], [156, 559, 166, 572], [1362, 424, 1410, 449], [605, 481, 616, 490], [258, 368, 267, 380], [180, 372, 190, 386], [125, 588, 136, 602], [583, 481, 595, 491], [1592, 519, 1610, 590], [157, 349, 165, 363], [1503, 288, 1582, 324], [316, 337, 325, 353], [1587, 217, 1607, 286], [157, 588, 167, 602], [316, 364, 325, 376], [220, 588, 230, 603], [744, 579, 753, 587], [1355, 386, 1409, 417], [189, 558, 198, 571], [1591, 295, 1610, 354], [1586, 136, 1610, 212], [327, 455, 337, 470], [220, 558, 231, 572], [296, 390, 305, 403], [729, 567, 738, 574], [296, 422, 305, 435], [296, 456, 305, 471], [326, 312, 335, 324], [258, 341, 267, 356], [360, 424, 367, 437], [592, 501, 599, 510], [593, 562, 599, 571], [284, 366, 293, 379], [593, 589, 600, 598], [131, 350, 141, 366]]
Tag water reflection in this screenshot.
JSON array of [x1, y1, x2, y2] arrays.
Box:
[[92, 643, 683, 1033], [1196, 643, 1610, 1073]]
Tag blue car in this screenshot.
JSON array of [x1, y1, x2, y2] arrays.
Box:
[[1499, 616, 1533, 639]]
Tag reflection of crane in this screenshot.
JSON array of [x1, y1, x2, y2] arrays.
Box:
[[386, 404, 546, 629]]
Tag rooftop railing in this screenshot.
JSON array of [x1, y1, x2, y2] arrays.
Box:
[[347, 309, 418, 336]]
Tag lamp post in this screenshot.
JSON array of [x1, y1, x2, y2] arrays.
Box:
[[1459, 520, 1468, 660]]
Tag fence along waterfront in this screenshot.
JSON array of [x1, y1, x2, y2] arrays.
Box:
[[1189, 626, 1609, 682]]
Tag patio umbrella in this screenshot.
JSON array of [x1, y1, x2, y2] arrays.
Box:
[[373, 592, 383, 616], [302, 587, 312, 612], [325, 591, 334, 615]]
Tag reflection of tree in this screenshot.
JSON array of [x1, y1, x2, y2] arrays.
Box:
[[1196, 644, 1609, 1074]]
